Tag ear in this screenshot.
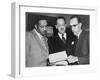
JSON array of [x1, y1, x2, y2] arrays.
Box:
[[79, 22, 82, 28], [34, 25, 37, 29], [55, 25, 58, 29]]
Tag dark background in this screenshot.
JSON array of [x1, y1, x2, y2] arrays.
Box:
[[26, 12, 89, 36]]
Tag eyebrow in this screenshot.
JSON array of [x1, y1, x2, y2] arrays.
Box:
[[71, 24, 78, 27]]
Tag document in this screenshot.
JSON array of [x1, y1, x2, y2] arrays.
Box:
[[54, 61, 68, 66], [48, 51, 67, 63], [67, 55, 79, 63]]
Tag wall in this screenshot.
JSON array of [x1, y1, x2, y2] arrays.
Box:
[[0, 0, 100, 80]]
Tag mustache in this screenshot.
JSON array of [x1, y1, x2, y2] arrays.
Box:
[[60, 28, 65, 30]]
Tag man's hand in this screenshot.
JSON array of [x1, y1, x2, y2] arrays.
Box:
[[49, 61, 68, 66], [67, 55, 78, 63]]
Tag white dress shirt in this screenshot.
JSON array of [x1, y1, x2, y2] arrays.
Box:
[[58, 33, 67, 40]]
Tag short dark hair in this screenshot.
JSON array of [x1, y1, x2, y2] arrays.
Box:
[[36, 17, 47, 25], [70, 15, 82, 23], [56, 16, 66, 24]]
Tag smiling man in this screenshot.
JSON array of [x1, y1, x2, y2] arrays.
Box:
[[48, 16, 77, 65]]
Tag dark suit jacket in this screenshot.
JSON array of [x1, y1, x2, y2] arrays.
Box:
[[48, 28, 77, 56], [26, 29, 49, 67], [75, 30, 89, 64]]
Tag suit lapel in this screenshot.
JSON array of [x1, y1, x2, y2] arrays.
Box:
[[31, 30, 48, 55], [75, 31, 85, 56], [56, 35, 66, 47], [58, 33, 68, 44]]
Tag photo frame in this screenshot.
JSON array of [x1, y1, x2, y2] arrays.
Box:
[[11, 2, 96, 78]]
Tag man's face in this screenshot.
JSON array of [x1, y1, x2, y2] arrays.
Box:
[[56, 19, 66, 34], [37, 20, 47, 36], [70, 17, 81, 36]]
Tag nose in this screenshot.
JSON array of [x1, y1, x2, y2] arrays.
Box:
[[60, 27, 65, 30], [43, 27, 47, 31]]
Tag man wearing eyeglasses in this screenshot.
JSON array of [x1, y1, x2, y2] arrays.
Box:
[[70, 15, 89, 64]]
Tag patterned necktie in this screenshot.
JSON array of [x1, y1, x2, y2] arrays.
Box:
[[41, 36, 47, 50], [62, 34, 66, 44]]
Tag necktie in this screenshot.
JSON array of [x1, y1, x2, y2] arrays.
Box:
[[62, 34, 66, 44], [41, 36, 47, 50]]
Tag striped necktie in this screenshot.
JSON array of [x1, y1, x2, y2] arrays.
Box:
[[62, 34, 66, 44]]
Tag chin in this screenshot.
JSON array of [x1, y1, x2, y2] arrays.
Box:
[[59, 31, 65, 34], [62, 32, 65, 34], [74, 33, 77, 36]]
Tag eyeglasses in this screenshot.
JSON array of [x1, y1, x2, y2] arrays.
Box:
[[70, 24, 79, 27]]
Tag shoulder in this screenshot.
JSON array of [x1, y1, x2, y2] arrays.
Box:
[[48, 36, 56, 43], [48, 34, 59, 45], [80, 30, 89, 44], [26, 31, 35, 40], [26, 31, 32, 36], [82, 30, 89, 38], [26, 30, 35, 36]]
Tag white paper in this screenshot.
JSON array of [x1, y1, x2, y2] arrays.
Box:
[[49, 51, 67, 63], [54, 61, 68, 66]]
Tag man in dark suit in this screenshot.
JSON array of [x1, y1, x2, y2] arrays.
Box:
[[48, 16, 77, 65], [26, 18, 49, 67], [70, 15, 89, 64]]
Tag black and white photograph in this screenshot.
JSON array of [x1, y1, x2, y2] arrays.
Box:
[[25, 12, 90, 67], [11, 2, 96, 77], [1, 0, 100, 79]]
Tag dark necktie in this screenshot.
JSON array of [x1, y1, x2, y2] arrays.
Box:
[[62, 34, 66, 44]]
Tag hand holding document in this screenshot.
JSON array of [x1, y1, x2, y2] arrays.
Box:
[[48, 51, 79, 66], [51, 61, 68, 66], [67, 55, 78, 63], [48, 51, 68, 66]]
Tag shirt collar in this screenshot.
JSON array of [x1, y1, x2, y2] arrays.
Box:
[[58, 32, 66, 39], [34, 29, 43, 41], [77, 30, 82, 39]]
